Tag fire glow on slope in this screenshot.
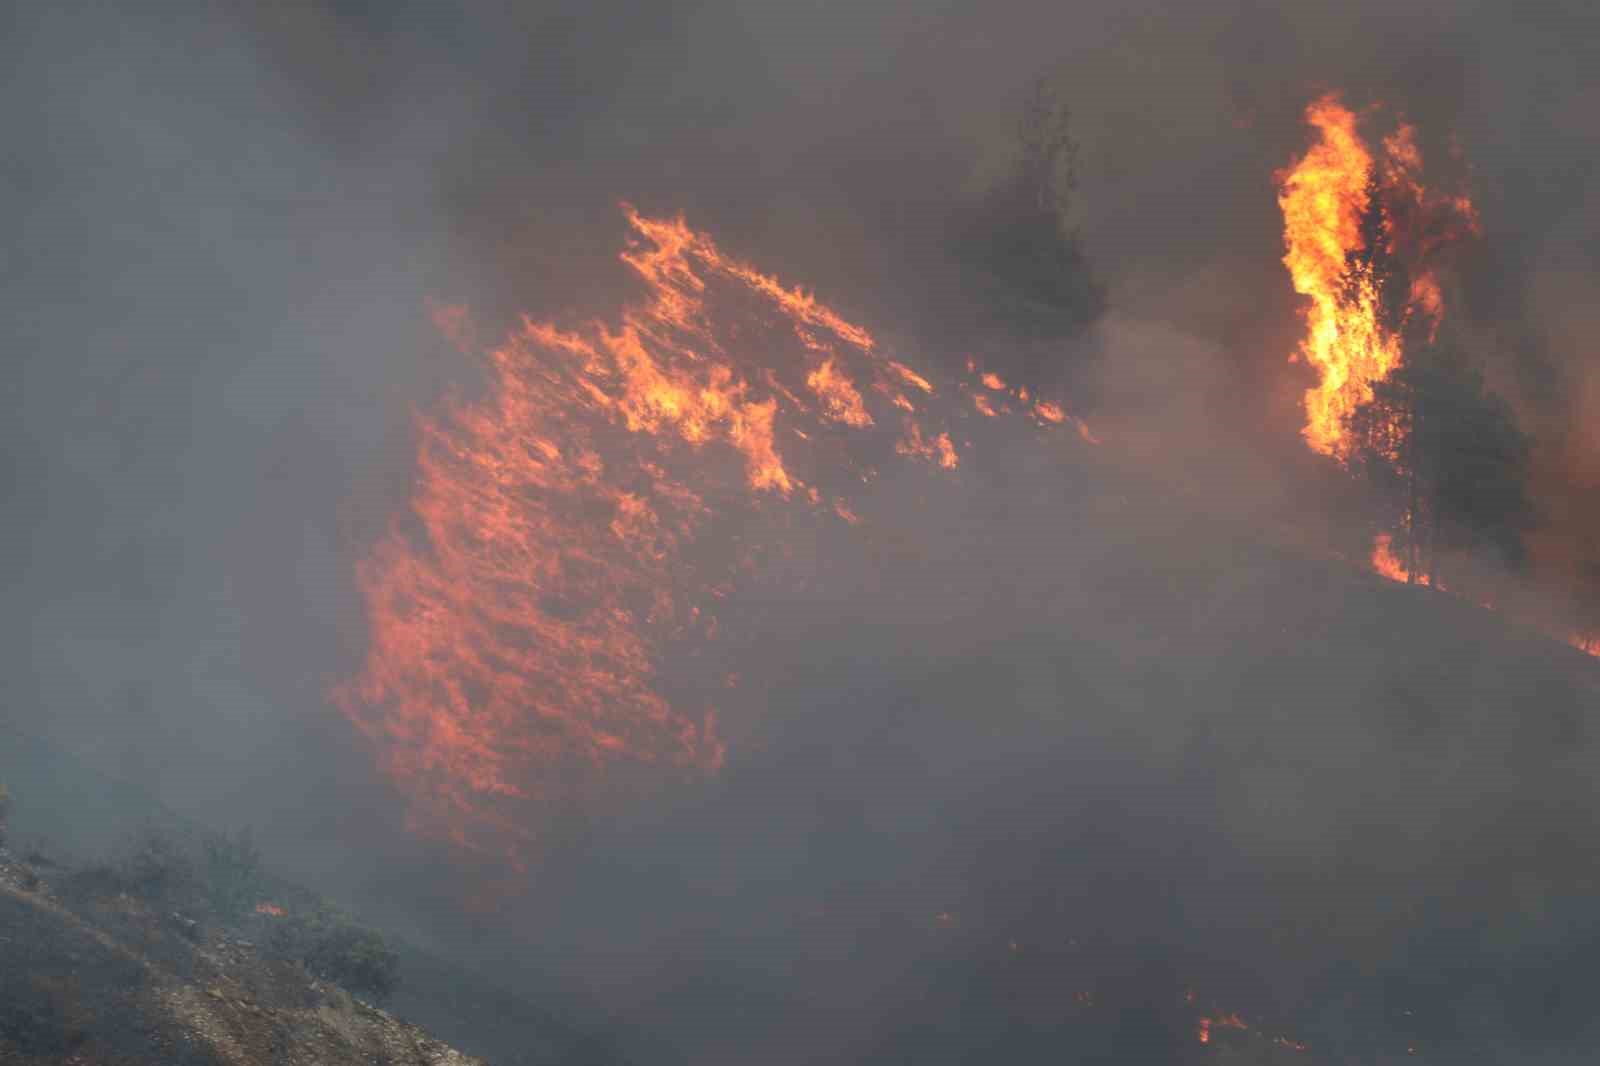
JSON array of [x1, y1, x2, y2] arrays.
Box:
[[335, 206, 1073, 853], [1370, 533, 1420, 586], [962, 360, 1099, 443]]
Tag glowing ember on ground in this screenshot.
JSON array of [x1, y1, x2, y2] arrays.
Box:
[[254, 902, 286, 918], [1197, 1011, 1249, 1044], [957, 359, 1097, 442], [1033, 401, 1066, 424]]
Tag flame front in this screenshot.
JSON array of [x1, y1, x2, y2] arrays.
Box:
[[1370, 533, 1413, 584], [335, 206, 1076, 853]]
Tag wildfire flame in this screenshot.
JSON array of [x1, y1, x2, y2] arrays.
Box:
[[1376, 536, 1600, 660], [1370, 533, 1416, 585], [961, 359, 1098, 441], [1570, 633, 1600, 658], [1278, 95, 1389, 456], [335, 205, 1078, 854], [1197, 1011, 1249, 1044], [1277, 94, 1476, 458]]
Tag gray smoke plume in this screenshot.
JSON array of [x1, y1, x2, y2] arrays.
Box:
[[4, 2, 1599, 1063]]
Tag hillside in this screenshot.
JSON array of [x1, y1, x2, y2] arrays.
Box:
[[3, 437, 1597, 1064], [0, 843, 480, 1066], [0, 737, 633, 1066]]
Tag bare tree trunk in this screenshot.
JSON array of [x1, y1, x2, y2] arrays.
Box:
[[1405, 407, 1420, 584], [1425, 494, 1442, 588]]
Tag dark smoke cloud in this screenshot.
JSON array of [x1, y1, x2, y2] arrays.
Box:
[[4, 2, 1600, 1063]]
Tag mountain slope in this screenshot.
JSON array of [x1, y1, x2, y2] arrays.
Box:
[[0, 849, 482, 1066]]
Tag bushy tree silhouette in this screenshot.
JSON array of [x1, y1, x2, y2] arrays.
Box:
[[1346, 328, 1533, 588], [947, 77, 1103, 385]]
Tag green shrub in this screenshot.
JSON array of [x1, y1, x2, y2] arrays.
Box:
[[58, 828, 199, 909], [269, 903, 399, 1003], [304, 922, 399, 1003], [201, 828, 264, 921], [118, 830, 200, 906]]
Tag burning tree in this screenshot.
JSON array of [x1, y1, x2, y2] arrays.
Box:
[[1335, 159, 1531, 588], [1278, 94, 1531, 591]]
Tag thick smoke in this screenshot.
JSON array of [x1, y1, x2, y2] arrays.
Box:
[[4, 2, 1599, 1064]]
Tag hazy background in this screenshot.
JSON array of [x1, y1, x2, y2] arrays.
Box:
[[4, 2, 1600, 1062]]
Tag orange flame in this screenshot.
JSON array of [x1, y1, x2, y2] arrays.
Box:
[[961, 360, 1090, 442], [1196, 1012, 1249, 1045], [1278, 95, 1475, 458], [896, 423, 960, 469], [1278, 95, 1397, 457], [335, 206, 1074, 855], [1370, 533, 1412, 584], [254, 902, 285, 918], [886, 360, 934, 394], [807, 357, 874, 428]]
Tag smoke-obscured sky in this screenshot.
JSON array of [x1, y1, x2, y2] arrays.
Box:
[[4, 2, 1600, 1063]]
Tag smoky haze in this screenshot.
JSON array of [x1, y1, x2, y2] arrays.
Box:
[[4, 2, 1599, 1064]]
